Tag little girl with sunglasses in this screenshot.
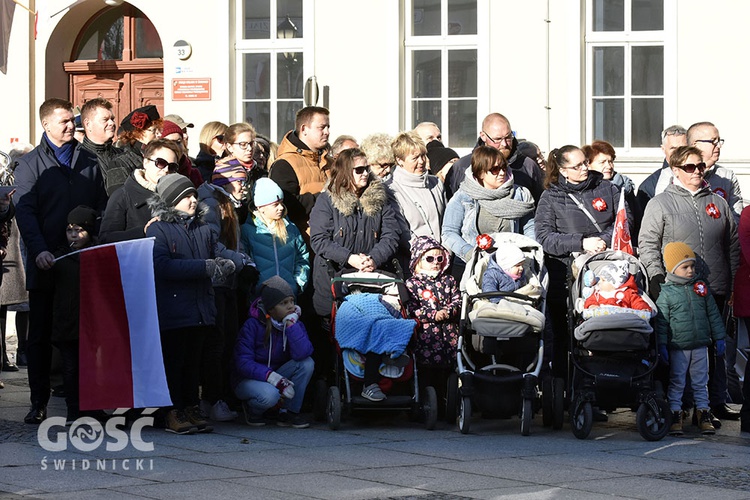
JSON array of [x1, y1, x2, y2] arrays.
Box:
[[482, 242, 529, 303], [405, 236, 460, 399]]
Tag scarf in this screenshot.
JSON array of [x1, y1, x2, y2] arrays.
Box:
[[459, 168, 535, 219], [44, 133, 75, 169], [134, 169, 157, 192]]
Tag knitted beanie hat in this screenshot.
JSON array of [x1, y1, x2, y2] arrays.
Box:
[[494, 243, 525, 271], [161, 120, 183, 138], [663, 241, 695, 274], [260, 275, 294, 311], [426, 139, 459, 175], [67, 205, 98, 234], [253, 177, 284, 208], [156, 173, 197, 207], [211, 163, 247, 187]]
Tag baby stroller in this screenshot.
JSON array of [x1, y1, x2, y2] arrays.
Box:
[[567, 250, 670, 441], [319, 267, 438, 430], [454, 233, 547, 435]]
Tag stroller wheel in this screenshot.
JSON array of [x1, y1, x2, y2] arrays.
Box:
[[445, 372, 459, 424], [552, 377, 565, 430], [571, 397, 593, 439], [312, 379, 328, 422], [542, 377, 553, 427], [636, 398, 671, 441], [327, 386, 341, 430], [521, 398, 533, 436], [423, 386, 438, 430], [458, 396, 472, 434]]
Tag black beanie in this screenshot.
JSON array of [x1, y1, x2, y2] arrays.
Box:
[[426, 139, 459, 175], [67, 205, 98, 234], [156, 173, 197, 207], [260, 276, 294, 311]]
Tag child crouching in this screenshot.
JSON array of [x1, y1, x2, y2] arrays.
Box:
[[233, 276, 314, 428], [656, 242, 725, 436]]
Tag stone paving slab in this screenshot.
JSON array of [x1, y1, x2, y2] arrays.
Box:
[[115, 479, 301, 500], [556, 475, 750, 499]]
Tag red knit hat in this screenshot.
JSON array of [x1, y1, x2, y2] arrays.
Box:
[[161, 120, 183, 138]]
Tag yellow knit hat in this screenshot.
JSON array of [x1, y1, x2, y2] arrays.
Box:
[[663, 241, 695, 274]]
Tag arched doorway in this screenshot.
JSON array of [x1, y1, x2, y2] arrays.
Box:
[[62, 4, 163, 125]]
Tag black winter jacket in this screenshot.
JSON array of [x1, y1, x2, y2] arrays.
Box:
[[309, 177, 401, 316], [14, 137, 108, 289], [99, 172, 154, 243]]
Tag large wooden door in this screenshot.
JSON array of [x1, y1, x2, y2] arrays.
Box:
[[63, 4, 163, 123]]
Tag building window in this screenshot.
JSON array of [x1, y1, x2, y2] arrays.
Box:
[[406, 0, 480, 148], [237, 0, 304, 142], [586, 0, 666, 150], [75, 5, 162, 61]]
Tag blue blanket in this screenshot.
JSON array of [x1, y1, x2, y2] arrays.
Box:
[[335, 293, 415, 357]]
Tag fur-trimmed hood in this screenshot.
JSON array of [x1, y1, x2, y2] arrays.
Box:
[[147, 193, 210, 224], [328, 175, 389, 217]]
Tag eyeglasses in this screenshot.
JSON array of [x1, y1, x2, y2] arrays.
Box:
[[694, 138, 725, 148], [214, 134, 225, 144], [562, 160, 589, 171], [482, 130, 514, 145], [488, 164, 507, 176], [231, 141, 256, 150], [675, 162, 707, 174], [146, 157, 179, 170], [353, 165, 371, 175], [423, 255, 444, 264]]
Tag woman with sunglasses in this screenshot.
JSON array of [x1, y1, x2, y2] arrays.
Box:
[[639, 146, 738, 425], [442, 146, 535, 277], [535, 145, 627, 393], [99, 139, 181, 243], [386, 132, 446, 259], [195, 121, 229, 183]]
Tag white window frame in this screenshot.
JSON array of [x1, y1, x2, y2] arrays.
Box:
[[584, 0, 676, 155], [404, 0, 488, 150], [234, 0, 314, 138]]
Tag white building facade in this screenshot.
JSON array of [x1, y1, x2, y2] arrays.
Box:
[[1, 0, 748, 193]]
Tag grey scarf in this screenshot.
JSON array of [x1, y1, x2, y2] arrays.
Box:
[[459, 170, 535, 219]]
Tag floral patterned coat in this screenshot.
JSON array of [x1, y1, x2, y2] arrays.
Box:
[[405, 235, 461, 366]]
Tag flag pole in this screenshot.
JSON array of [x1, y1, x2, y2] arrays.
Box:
[[12, 0, 34, 15], [53, 237, 157, 262]]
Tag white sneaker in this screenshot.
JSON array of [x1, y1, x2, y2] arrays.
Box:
[[210, 400, 238, 422]]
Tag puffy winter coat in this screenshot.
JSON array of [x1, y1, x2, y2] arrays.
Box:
[[535, 171, 626, 300], [638, 183, 738, 296], [99, 170, 155, 243], [656, 275, 725, 350], [482, 256, 526, 303], [145, 198, 217, 331], [239, 213, 310, 296], [232, 297, 313, 385], [309, 176, 400, 316]]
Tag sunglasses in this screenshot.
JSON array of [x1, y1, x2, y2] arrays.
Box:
[[146, 157, 179, 170], [353, 165, 370, 175], [214, 134, 225, 144], [423, 255, 444, 263], [488, 165, 507, 176], [676, 162, 706, 174]]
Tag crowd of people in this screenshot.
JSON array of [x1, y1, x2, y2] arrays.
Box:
[[0, 97, 748, 437]]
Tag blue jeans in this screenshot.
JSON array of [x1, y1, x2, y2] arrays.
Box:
[[234, 357, 314, 415], [669, 347, 709, 412]]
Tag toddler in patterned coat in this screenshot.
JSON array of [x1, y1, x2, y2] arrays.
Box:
[[405, 236, 461, 399]]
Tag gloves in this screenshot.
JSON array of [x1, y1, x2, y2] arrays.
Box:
[[209, 257, 236, 286], [267, 371, 295, 399], [715, 339, 726, 357], [282, 305, 302, 326], [649, 274, 665, 300], [205, 259, 217, 278], [658, 345, 669, 365], [238, 264, 260, 288]]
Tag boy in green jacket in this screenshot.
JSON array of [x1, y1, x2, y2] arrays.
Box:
[[656, 242, 726, 436]]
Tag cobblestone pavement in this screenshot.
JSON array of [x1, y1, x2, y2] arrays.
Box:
[[1, 367, 748, 499]]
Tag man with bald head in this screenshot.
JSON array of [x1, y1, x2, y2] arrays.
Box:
[[444, 113, 543, 202], [688, 121, 743, 222], [413, 122, 442, 145]]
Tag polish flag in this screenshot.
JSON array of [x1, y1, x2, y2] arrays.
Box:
[[77, 238, 171, 410], [611, 189, 633, 255]]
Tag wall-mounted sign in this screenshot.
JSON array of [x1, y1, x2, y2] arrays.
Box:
[[172, 78, 211, 101], [174, 40, 192, 61]]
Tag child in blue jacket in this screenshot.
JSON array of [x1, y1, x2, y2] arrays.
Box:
[[233, 276, 314, 428]]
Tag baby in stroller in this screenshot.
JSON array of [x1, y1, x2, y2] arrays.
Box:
[[583, 261, 652, 314], [482, 243, 529, 303]]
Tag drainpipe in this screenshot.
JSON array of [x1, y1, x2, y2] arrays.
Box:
[[544, 0, 551, 152]]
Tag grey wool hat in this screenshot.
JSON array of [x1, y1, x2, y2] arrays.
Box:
[[156, 173, 197, 207], [260, 276, 294, 311]]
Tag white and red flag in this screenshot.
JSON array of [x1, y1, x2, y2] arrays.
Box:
[[71, 238, 170, 410], [611, 189, 633, 255]]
